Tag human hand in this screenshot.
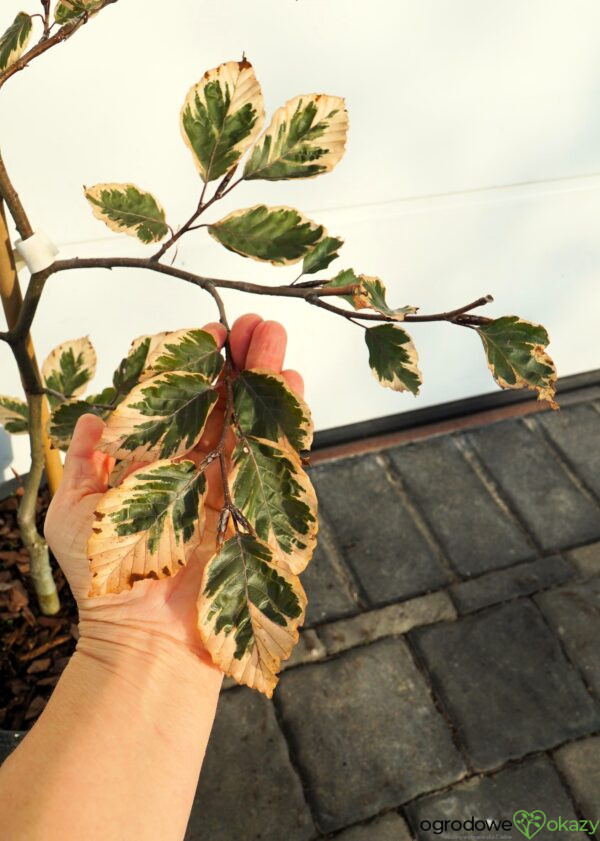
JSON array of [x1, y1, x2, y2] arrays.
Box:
[[44, 314, 304, 666]]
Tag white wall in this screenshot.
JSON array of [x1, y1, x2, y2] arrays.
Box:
[[2, 0, 600, 479]]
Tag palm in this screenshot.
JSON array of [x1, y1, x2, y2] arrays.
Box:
[[44, 315, 304, 655]]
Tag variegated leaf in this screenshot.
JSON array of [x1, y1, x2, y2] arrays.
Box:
[[328, 270, 415, 319], [48, 400, 106, 450], [365, 324, 422, 395], [84, 183, 169, 244], [181, 59, 264, 182], [327, 267, 361, 304], [209, 205, 324, 265], [54, 0, 103, 24], [302, 235, 344, 275], [198, 533, 306, 697], [353, 276, 417, 320], [478, 316, 558, 407], [231, 437, 317, 574], [244, 93, 348, 180], [140, 328, 223, 382], [0, 396, 28, 434], [88, 460, 206, 596], [98, 371, 218, 465], [42, 336, 96, 406], [0, 13, 32, 72], [234, 369, 313, 451]]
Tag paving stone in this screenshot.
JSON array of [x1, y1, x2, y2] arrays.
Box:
[[277, 637, 466, 833], [554, 736, 600, 837], [405, 755, 586, 841], [332, 812, 413, 841], [536, 576, 600, 697], [282, 629, 326, 670], [468, 420, 600, 551], [411, 600, 600, 771], [568, 542, 600, 579], [387, 437, 534, 576], [186, 689, 314, 841], [0, 731, 23, 765], [319, 592, 456, 656], [450, 555, 574, 614], [539, 404, 600, 497], [311, 456, 450, 607], [302, 520, 360, 627]]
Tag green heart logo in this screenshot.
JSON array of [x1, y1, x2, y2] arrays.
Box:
[[513, 810, 547, 839]]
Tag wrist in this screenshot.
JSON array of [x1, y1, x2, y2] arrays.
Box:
[[76, 616, 223, 693]]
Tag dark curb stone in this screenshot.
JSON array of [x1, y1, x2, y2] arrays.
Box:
[[468, 420, 600, 551], [450, 555, 574, 614], [332, 811, 413, 841], [310, 456, 450, 607], [411, 600, 600, 771], [539, 404, 600, 498], [302, 517, 360, 627], [405, 755, 586, 841], [536, 576, 600, 698], [276, 637, 466, 833], [0, 730, 23, 765], [185, 690, 315, 841], [387, 437, 533, 576], [554, 736, 600, 836]]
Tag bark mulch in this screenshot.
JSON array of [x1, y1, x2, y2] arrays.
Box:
[[0, 487, 78, 731]]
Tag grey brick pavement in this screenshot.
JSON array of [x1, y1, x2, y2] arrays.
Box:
[[2, 398, 600, 841]]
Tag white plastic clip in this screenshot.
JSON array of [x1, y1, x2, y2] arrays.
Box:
[[14, 231, 59, 273]]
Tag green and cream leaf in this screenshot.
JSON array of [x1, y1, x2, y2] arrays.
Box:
[[48, 400, 107, 450], [198, 533, 306, 697], [0, 396, 28, 434], [209, 205, 325, 265], [88, 460, 206, 596], [98, 371, 218, 465], [181, 59, 264, 182], [0, 13, 32, 72], [234, 369, 313, 451], [365, 324, 422, 395], [354, 276, 417, 320], [42, 336, 96, 406], [140, 328, 223, 382], [302, 235, 344, 275], [84, 183, 169, 244], [477, 316, 557, 407], [54, 0, 103, 23], [244, 93, 348, 180], [231, 437, 317, 574]]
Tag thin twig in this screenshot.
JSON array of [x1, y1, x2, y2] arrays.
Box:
[[151, 168, 242, 261]]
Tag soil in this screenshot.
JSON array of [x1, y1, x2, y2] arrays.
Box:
[[0, 486, 78, 731]]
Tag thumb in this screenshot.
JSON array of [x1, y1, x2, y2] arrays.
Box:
[[61, 413, 111, 496]]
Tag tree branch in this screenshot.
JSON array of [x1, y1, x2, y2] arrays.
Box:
[[0, 255, 495, 345], [0, 1, 119, 91]]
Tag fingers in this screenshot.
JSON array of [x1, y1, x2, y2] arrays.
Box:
[[281, 369, 304, 397], [229, 313, 263, 369], [245, 320, 287, 372], [62, 414, 111, 496], [201, 321, 227, 349]]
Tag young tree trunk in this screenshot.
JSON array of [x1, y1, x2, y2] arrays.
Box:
[[0, 204, 63, 493], [0, 202, 61, 614], [18, 393, 60, 614]]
